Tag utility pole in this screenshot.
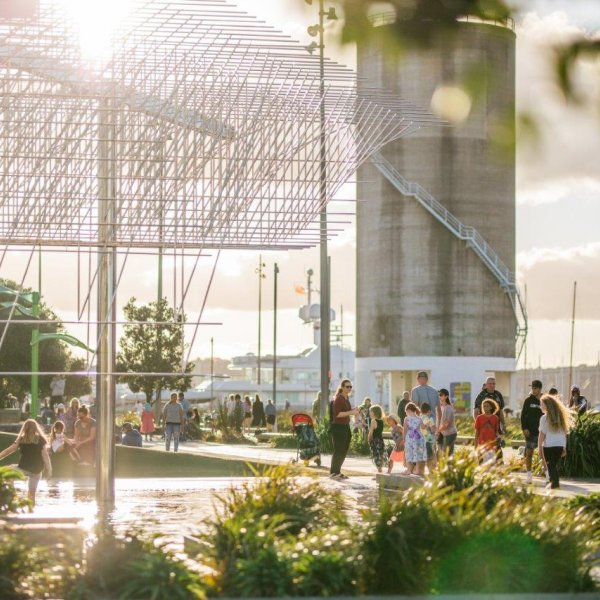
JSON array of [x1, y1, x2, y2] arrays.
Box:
[[273, 263, 279, 407], [256, 255, 266, 385], [568, 281, 577, 393], [306, 0, 337, 418]]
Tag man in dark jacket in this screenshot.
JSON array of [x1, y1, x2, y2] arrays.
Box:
[[396, 391, 410, 425], [569, 385, 588, 416], [521, 379, 543, 484]]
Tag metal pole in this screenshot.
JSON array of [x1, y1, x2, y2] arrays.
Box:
[[318, 0, 330, 419], [30, 291, 40, 418], [210, 336, 214, 403], [523, 284, 527, 391], [568, 281, 577, 393], [158, 143, 164, 303], [273, 263, 279, 407], [256, 255, 265, 385], [340, 304, 344, 379], [96, 95, 117, 507]]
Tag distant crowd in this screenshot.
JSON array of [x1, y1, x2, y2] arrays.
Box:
[[324, 371, 586, 489]]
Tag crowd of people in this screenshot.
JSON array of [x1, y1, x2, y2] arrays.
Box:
[[223, 393, 278, 434], [0, 400, 97, 506], [328, 371, 581, 490], [0, 372, 587, 508]]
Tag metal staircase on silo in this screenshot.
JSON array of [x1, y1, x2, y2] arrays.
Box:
[[371, 151, 527, 359]]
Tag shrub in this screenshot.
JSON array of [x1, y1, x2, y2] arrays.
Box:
[[349, 429, 370, 456], [197, 465, 348, 597], [0, 537, 36, 600], [563, 413, 600, 477], [289, 527, 360, 597], [314, 418, 333, 454], [0, 534, 76, 600], [270, 435, 297, 449], [0, 466, 29, 514], [69, 528, 204, 600], [359, 453, 597, 595], [116, 410, 141, 428]]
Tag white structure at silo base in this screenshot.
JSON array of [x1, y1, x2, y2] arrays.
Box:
[[355, 356, 517, 417]]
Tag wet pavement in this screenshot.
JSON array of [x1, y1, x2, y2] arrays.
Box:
[[15, 474, 378, 553]]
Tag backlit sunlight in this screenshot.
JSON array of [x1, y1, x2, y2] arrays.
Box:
[[59, 0, 133, 61]]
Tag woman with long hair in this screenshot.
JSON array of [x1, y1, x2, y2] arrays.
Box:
[[64, 397, 80, 437], [538, 394, 574, 489], [329, 379, 360, 480], [0, 419, 52, 506]]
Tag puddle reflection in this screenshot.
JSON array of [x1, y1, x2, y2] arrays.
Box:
[[16, 477, 378, 552]]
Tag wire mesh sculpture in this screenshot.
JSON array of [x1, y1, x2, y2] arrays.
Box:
[[0, 0, 438, 252]]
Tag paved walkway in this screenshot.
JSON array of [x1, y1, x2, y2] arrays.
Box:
[[142, 438, 600, 498]]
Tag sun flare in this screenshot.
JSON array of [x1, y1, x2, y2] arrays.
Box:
[[59, 0, 133, 61]]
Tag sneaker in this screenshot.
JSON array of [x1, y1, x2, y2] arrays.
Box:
[[339, 474, 350, 480], [329, 473, 342, 480], [526, 471, 532, 484]]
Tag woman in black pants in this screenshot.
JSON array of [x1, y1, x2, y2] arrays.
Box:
[[329, 379, 360, 480], [538, 394, 573, 490]]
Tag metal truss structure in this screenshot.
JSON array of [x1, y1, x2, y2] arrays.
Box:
[[0, 0, 438, 252], [0, 0, 439, 504]]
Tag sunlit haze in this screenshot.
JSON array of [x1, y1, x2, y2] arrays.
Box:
[[60, 0, 133, 61]]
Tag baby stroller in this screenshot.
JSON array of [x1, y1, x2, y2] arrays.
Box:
[[291, 413, 321, 467]]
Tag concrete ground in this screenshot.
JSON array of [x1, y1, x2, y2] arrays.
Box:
[[142, 438, 600, 498]]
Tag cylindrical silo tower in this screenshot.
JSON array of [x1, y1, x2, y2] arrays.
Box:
[[355, 18, 521, 413]]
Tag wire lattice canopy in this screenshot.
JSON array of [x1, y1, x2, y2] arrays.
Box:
[[0, 0, 437, 250]]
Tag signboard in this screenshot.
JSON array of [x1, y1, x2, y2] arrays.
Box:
[[0, 0, 37, 20], [450, 381, 471, 414]]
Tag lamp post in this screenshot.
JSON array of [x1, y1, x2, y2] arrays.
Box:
[[272, 263, 279, 408], [210, 336, 214, 403], [305, 0, 337, 419], [255, 255, 266, 385]]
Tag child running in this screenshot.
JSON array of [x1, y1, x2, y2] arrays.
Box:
[[367, 404, 385, 474], [403, 402, 428, 475], [0, 419, 52, 507], [538, 394, 573, 490], [49, 420, 81, 462], [420, 403, 436, 474], [386, 415, 404, 474], [474, 398, 500, 464]]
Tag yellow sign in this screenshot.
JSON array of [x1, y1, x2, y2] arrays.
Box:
[[450, 382, 471, 414]]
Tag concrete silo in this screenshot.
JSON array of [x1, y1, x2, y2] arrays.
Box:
[[355, 17, 524, 413]]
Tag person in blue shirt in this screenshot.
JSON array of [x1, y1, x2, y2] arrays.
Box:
[[410, 371, 441, 427], [178, 392, 190, 441], [121, 422, 143, 447]]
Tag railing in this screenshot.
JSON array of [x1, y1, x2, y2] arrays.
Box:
[[368, 12, 515, 31], [371, 151, 527, 359]]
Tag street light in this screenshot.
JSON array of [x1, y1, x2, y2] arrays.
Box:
[[305, 0, 337, 418], [272, 263, 279, 408], [255, 255, 266, 385]]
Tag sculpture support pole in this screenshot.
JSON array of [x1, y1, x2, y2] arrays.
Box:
[[96, 95, 117, 507]]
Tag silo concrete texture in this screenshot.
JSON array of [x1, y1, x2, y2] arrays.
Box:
[[355, 20, 517, 412]]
